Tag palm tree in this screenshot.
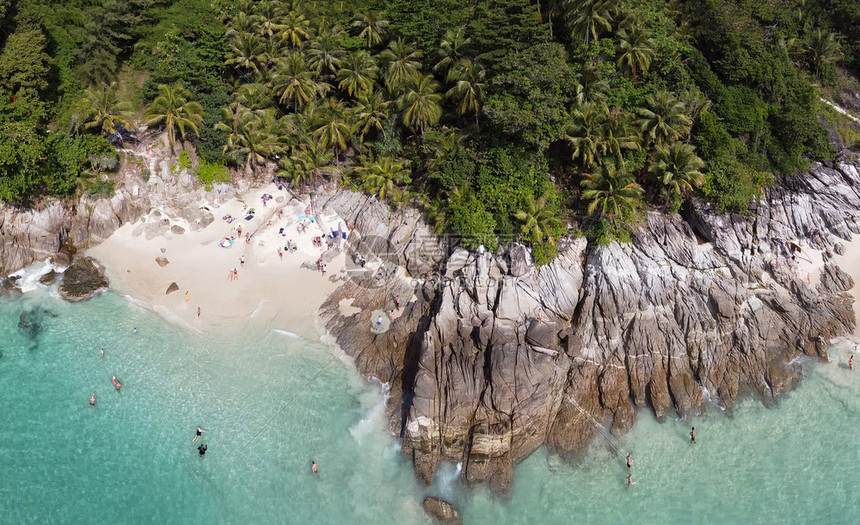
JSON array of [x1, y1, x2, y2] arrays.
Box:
[[636, 91, 692, 147], [74, 81, 133, 136], [307, 27, 346, 80], [144, 83, 205, 154], [337, 50, 379, 99], [356, 154, 412, 201], [446, 59, 486, 132], [352, 90, 390, 141], [314, 99, 353, 164], [563, 101, 608, 169], [253, 1, 284, 39], [616, 26, 656, 81], [651, 142, 705, 210], [226, 32, 264, 74], [804, 29, 841, 79], [568, 0, 618, 46], [515, 190, 562, 243], [433, 27, 470, 75], [226, 11, 256, 39], [280, 11, 311, 49], [271, 53, 327, 110], [398, 74, 442, 139], [279, 141, 336, 188], [351, 11, 389, 50], [225, 109, 284, 176], [580, 163, 643, 228], [380, 38, 422, 92], [599, 108, 640, 160], [235, 82, 273, 113]]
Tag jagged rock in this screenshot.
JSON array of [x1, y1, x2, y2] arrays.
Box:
[[58, 256, 109, 302], [834, 242, 845, 255], [170, 225, 185, 235], [156, 257, 170, 267], [321, 158, 860, 491], [166, 282, 179, 294], [39, 270, 57, 285], [52, 242, 77, 267], [1, 275, 22, 295], [422, 497, 461, 522]]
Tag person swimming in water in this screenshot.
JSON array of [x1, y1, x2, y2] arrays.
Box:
[[100, 348, 104, 358], [627, 473, 635, 486], [89, 394, 96, 406], [690, 426, 696, 443], [627, 453, 633, 469], [198, 444, 207, 456], [193, 427, 206, 443], [312, 461, 318, 474], [850, 355, 854, 371], [133, 327, 138, 334], [115, 380, 122, 391], [111, 375, 117, 385]]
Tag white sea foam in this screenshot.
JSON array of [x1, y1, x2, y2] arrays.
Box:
[[272, 329, 301, 339], [9, 258, 64, 293]]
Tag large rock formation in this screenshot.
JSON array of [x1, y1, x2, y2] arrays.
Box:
[[319, 157, 860, 492], [58, 256, 109, 302]]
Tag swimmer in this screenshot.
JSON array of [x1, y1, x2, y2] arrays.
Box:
[[627, 453, 633, 469], [89, 394, 96, 406], [198, 444, 207, 456], [627, 474, 635, 486], [133, 327, 138, 334], [100, 348, 104, 358], [850, 355, 854, 371], [115, 381, 122, 391], [111, 375, 117, 386], [193, 427, 206, 443], [690, 426, 696, 444], [312, 461, 318, 474]]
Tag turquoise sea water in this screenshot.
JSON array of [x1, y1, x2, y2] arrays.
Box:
[[2, 269, 859, 524]]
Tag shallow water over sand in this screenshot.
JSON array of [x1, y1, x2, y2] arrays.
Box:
[[1, 279, 858, 524]]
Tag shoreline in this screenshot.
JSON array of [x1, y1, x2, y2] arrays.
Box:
[[86, 182, 348, 342]]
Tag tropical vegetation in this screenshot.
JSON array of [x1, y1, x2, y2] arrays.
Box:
[[1, 0, 859, 261]]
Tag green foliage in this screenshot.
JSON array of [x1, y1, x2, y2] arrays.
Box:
[[449, 193, 498, 252], [195, 161, 231, 190], [171, 150, 192, 174]]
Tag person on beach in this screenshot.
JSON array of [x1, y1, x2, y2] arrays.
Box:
[[376, 315, 383, 327], [197, 307, 201, 318], [321, 264, 327, 277], [627, 454, 633, 469], [627, 474, 635, 486], [850, 355, 854, 371], [90, 394, 96, 406], [394, 295, 401, 309], [312, 461, 318, 474], [278, 247, 283, 260], [185, 291, 189, 302], [240, 255, 245, 267], [198, 444, 208, 456], [227, 269, 233, 281], [690, 427, 696, 443], [193, 427, 206, 443]]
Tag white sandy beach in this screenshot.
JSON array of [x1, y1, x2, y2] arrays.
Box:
[[837, 236, 860, 340], [87, 182, 348, 340]]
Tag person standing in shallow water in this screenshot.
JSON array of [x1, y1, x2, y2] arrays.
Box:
[[850, 355, 854, 371], [627, 454, 633, 469], [690, 427, 696, 443]]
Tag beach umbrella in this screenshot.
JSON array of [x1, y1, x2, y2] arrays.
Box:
[[220, 238, 233, 248]]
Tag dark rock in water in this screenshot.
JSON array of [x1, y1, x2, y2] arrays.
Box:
[[156, 257, 170, 267], [39, 270, 57, 285], [422, 497, 461, 522], [58, 256, 109, 302], [18, 312, 38, 337], [1, 276, 22, 296], [166, 282, 179, 295]]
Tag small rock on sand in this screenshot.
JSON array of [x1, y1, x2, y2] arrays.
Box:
[[166, 282, 179, 295]]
